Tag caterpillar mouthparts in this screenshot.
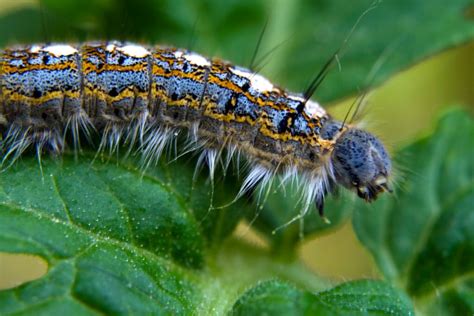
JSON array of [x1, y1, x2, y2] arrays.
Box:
[[0, 41, 392, 218]]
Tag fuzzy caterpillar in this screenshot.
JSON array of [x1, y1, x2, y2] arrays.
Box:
[[0, 41, 392, 218]]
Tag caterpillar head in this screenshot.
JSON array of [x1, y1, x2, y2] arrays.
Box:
[[332, 128, 392, 202]]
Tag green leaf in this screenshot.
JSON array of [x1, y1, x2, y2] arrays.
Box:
[[0, 152, 318, 314], [0, 154, 243, 268], [231, 279, 414, 315], [353, 109, 474, 314], [268, 0, 474, 102], [0, 152, 414, 314], [0, 154, 244, 314]]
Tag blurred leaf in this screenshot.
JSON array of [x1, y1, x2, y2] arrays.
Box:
[[231, 279, 414, 315], [270, 0, 474, 102], [353, 109, 474, 315], [247, 183, 353, 257]]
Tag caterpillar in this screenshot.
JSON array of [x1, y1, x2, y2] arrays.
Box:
[[0, 41, 392, 218]]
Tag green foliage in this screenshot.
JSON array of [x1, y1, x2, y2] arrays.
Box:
[[232, 279, 413, 316], [0, 0, 473, 315], [353, 110, 474, 315]]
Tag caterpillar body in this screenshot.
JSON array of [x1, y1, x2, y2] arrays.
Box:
[[0, 41, 392, 217]]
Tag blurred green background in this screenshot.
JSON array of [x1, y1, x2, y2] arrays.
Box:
[[0, 0, 472, 289]]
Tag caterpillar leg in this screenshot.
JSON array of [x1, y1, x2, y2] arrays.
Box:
[[314, 178, 336, 223]]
